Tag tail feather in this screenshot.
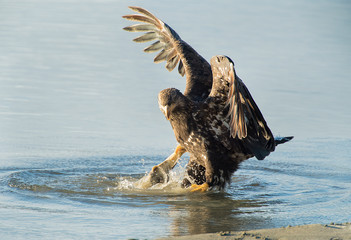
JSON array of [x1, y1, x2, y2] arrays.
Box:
[[274, 136, 294, 146]]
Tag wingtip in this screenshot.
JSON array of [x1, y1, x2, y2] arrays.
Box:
[[128, 6, 140, 11], [122, 26, 131, 31], [123, 5, 144, 19], [122, 14, 133, 20]]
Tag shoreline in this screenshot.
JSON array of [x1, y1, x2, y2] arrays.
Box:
[[159, 222, 351, 240]]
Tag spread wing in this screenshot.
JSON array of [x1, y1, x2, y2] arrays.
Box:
[[123, 6, 212, 101], [208, 55, 275, 160]]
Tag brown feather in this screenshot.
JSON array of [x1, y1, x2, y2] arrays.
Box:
[[154, 49, 169, 63], [166, 55, 180, 72], [166, 48, 177, 61], [128, 6, 162, 28], [178, 60, 185, 77], [133, 32, 158, 43], [123, 15, 156, 26], [144, 41, 164, 53], [123, 24, 155, 32]]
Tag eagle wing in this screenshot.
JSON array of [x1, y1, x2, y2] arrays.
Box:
[[208, 55, 275, 160], [123, 6, 212, 101]]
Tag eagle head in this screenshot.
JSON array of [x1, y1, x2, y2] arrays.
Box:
[[158, 88, 187, 120]]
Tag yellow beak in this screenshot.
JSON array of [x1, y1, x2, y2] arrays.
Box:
[[165, 105, 170, 120]]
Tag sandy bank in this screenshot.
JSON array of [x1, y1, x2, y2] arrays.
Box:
[[159, 222, 351, 240]]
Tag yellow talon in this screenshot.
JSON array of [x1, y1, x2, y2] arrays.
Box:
[[190, 183, 209, 192]]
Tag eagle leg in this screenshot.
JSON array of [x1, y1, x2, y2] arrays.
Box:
[[190, 182, 209, 192], [147, 145, 186, 185]]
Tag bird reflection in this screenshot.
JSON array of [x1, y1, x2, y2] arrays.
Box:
[[164, 192, 269, 236]]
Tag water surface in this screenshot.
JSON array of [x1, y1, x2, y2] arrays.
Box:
[[0, 0, 350, 239]]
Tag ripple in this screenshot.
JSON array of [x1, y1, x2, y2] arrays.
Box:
[[5, 166, 189, 205]]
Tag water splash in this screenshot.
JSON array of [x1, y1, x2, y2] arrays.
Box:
[[111, 164, 189, 194]]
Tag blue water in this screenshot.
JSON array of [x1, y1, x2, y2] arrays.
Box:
[[1, 0, 350, 239]]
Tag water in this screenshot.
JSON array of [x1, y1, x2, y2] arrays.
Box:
[[1, 0, 350, 239]]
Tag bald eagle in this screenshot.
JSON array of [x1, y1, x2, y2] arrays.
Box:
[[123, 7, 293, 191]]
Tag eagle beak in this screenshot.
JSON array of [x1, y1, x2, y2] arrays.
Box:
[[165, 105, 170, 120]]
